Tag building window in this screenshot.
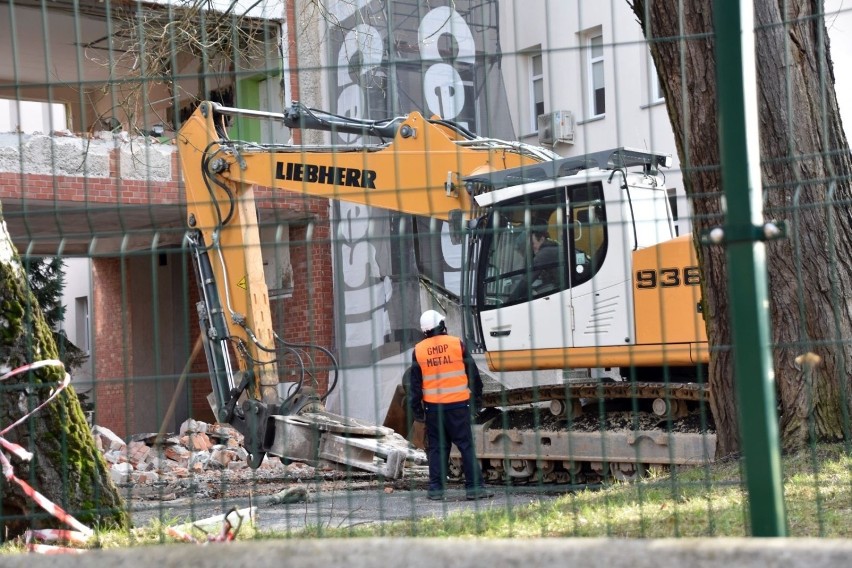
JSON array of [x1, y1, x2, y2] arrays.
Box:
[[261, 225, 294, 299], [530, 52, 545, 132], [648, 55, 664, 103], [587, 34, 605, 117], [258, 77, 290, 144], [478, 182, 608, 309], [75, 296, 90, 354], [0, 98, 67, 133]]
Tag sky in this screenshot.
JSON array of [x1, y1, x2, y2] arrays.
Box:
[[827, 0, 852, 137]]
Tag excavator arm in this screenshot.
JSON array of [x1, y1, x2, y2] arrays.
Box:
[[180, 101, 550, 220], [176, 101, 548, 475]]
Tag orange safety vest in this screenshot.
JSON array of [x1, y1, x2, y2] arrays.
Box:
[[415, 335, 470, 404]]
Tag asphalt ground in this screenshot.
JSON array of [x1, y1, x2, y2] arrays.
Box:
[[129, 472, 577, 534]]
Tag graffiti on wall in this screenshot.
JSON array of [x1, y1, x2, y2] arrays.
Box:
[[328, 0, 514, 366]]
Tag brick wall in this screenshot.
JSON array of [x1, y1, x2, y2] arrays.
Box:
[[6, 142, 337, 436], [91, 257, 135, 437], [0, 151, 181, 205], [276, 220, 335, 394]]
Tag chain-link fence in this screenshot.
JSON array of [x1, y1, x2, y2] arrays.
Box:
[[1, 0, 851, 550]]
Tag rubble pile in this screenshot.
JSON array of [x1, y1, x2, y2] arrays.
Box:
[[91, 419, 306, 487]]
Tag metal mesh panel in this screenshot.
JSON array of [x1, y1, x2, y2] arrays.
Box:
[[0, 0, 851, 552]]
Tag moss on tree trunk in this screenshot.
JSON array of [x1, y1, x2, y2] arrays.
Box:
[[0, 201, 127, 537]]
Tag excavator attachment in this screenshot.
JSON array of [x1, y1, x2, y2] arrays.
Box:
[[269, 411, 425, 478], [382, 383, 427, 451], [208, 387, 425, 477]]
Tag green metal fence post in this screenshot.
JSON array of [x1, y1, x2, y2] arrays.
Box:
[[713, 0, 786, 536]]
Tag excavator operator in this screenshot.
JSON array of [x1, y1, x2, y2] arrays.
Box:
[[409, 310, 493, 501], [508, 224, 561, 302]]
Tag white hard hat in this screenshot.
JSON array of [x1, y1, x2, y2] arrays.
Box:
[[420, 310, 445, 333]]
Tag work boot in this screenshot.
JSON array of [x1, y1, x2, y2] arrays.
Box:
[[465, 488, 494, 501], [427, 490, 445, 501]]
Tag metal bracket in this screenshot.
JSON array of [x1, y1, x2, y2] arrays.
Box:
[[220, 371, 253, 423], [232, 147, 248, 171], [445, 171, 458, 197], [699, 220, 788, 246], [227, 397, 272, 470]]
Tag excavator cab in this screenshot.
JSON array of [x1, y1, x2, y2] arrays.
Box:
[[463, 148, 677, 371]]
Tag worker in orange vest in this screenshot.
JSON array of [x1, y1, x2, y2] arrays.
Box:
[[409, 310, 493, 501]]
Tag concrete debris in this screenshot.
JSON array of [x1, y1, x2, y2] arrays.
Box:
[[110, 462, 133, 485], [164, 444, 191, 463], [91, 420, 263, 483], [179, 418, 208, 436], [93, 425, 126, 452], [92, 419, 330, 499], [266, 486, 309, 505], [91, 418, 420, 502]]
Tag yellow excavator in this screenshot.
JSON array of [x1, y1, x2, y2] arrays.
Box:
[[177, 101, 714, 482]]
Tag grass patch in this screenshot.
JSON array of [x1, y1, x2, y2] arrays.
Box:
[[277, 443, 852, 539]]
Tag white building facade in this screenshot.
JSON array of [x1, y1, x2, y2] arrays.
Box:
[[498, 0, 850, 235], [498, 0, 688, 233]]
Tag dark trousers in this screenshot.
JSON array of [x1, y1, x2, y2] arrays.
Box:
[[425, 404, 482, 491]]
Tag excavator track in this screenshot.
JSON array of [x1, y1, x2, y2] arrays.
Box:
[[452, 381, 716, 484], [481, 381, 709, 408]]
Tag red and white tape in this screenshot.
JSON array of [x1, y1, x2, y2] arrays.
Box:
[[2, 359, 244, 552], [1, 359, 94, 552]]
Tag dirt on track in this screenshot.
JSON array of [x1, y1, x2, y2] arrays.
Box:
[[484, 407, 715, 434]]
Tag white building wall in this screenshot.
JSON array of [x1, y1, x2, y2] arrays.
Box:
[[60, 257, 93, 386], [499, 0, 851, 236], [499, 1, 688, 232]]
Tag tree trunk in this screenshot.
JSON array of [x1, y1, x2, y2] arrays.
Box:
[[630, 0, 852, 455], [0, 202, 127, 538]]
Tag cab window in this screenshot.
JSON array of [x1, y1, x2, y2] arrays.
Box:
[[479, 191, 567, 308], [478, 182, 607, 309]]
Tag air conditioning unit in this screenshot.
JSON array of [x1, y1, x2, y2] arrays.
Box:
[[537, 110, 575, 145]]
